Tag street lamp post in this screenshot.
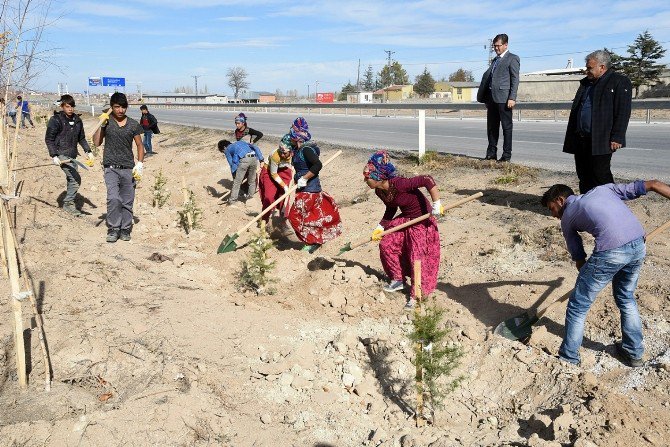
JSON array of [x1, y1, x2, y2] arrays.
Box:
[[315, 80, 319, 101]]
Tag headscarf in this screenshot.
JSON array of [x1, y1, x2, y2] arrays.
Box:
[[234, 113, 247, 124], [363, 150, 397, 181], [289, 116, 311, 142], [278, 134, 293, 156]]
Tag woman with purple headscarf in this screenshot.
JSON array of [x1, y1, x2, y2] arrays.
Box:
[[287, 117, 342, 253], [363, 150, 443, 309]]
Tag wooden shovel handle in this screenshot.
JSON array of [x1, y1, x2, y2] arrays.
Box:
[[646, 218, 670, 241], [536, 217, 670, 320], [349, 192, 484, 251], [237, 150, 343, 234]]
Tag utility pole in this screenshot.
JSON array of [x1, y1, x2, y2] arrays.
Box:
[[191, 75, 200, 95], [356, 58, 361, 91], [315, 80, 319, 101], [307, 84, 310, 101], [384, 50, 395, 67]]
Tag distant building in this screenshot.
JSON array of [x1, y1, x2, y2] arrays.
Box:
[[433, 81, 479, 103], [142, 93, 229, 104], [346, 91, 374, 103], [235, 90, 277, 103], [373, 85, 414, 102]]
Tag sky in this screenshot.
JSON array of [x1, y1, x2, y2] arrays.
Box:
[[27, 0, 670, 97]]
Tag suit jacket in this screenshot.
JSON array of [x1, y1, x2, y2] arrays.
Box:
[[563, 70, 632, 156], [477, 52, 520, 104]]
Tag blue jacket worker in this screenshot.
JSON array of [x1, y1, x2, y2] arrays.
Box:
[[218, 139, 265, 204]]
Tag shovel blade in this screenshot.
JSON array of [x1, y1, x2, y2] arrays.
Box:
[[494, 312, 539, 341], [217, 233, 239, 254], [337, 242, 353, 256]]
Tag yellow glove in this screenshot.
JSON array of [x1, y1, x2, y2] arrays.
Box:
[[372, 225, 384, 242], [84, 152, 95, 167], [98, 110, 110, 125]]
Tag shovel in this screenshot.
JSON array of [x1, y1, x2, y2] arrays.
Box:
[[12, 157, 88, 171], [337, 192, 484, 255], [217, 150, 343, 254], [494, 218, 670, 341]]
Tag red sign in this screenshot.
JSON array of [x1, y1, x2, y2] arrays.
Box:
[[316, 92, 334, 103]]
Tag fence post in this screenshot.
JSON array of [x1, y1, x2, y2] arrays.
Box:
[[418, 110, 426, 160], [554, 109, 557, 122], [517, 109, 521, 122], [646, 109, 651, 124], [459, 109, 463, 120]]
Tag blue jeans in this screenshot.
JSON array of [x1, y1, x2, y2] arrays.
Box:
[[559, 237, 646, 364], [143, 131, 153, 152]]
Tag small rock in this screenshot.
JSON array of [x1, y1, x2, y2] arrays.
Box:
[[278, 372, 294, 387], [342, 373, 356, 388], [400, 434, 417, 447], [260, 413, 271, 424], [291, 375, 312, 390]]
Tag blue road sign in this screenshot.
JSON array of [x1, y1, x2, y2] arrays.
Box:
[[88, 77, 101, 86], [102, 77, 126, 87]]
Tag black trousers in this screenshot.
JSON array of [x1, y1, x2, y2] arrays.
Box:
[[574, 135, 614, 194], [486, 101, 513, 160]]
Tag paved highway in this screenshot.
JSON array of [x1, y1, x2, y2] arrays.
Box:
[[129, 108, 670, 182]]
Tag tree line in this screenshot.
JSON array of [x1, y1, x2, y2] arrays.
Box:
[[339, 30, 667, 100]]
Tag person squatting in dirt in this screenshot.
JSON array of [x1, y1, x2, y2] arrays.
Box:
[[218, 138, 265, 205], [541, 179, 670, 367], [45, 94, 96, 217], [363, 150, 444, 310], [286, 117, 342, 254], [258, 134, 294, 223], [93, 92, 145, 243]]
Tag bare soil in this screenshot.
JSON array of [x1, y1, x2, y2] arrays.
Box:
[[1, 117, 669, 447]]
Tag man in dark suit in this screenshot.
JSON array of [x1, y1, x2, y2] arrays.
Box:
[[477, 33, 520, 162], [563, 49, 632, 193]]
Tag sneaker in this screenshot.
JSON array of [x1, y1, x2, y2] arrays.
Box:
[[119, 229, 131, 241], [63, 202, 82, 217], [403, 298, 416, 310], [383, 280, 404, 292], [106, 229, 119, 243], [226, 200, 240, 208], [615, 342, 643, 367]]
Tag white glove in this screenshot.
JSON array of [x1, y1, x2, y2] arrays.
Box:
[[87, 152, 95, 160], [297, 177, 307, 188], [282, 185, 289, 194], [432, 199, 443, 216], [52, 156, 61, 166], [132, 161, 144, 179]]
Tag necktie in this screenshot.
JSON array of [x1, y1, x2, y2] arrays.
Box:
[[491, 56, 500, 73]]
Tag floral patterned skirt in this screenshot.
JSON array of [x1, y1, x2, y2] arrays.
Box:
[[288, 191, 342, 245], [379, 216, 440, 298], [258, 166, 293, 221]]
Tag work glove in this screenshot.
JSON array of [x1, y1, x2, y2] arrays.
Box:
[[52, 156, 61, 166], [132, 161, 144, 180], [84, 152, 95, 167], [282, 184, 289, 194], [98, 110, 110, 126], [371, 224, 385, 242], [297, 177, 307, 188], [431, 199, 444, 216]]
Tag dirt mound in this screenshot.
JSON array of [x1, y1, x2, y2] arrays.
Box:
[[1, 120, 668, 446]]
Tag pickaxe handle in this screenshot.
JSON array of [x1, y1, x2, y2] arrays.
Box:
[[348, 191, 484, 251]]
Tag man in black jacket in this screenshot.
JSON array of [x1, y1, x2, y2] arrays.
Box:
[[139, 105, 159, 155], [563, 49, 632, 193], [45, 94, 95, 216]]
